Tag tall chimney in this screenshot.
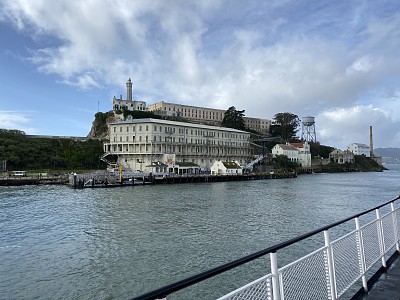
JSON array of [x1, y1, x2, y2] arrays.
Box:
[[370, 126, 373, 158]]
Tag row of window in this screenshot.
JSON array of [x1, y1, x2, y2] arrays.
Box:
[[111, 144, 250, 155], [112, 125, 248, 140], [112, 135, 248, 146]]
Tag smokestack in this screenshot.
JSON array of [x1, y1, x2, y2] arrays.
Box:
[[370, 126, 373, 158]]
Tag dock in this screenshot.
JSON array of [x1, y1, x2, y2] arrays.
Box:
[[0, 175, 68, 186], [68, 171, 297, 188]]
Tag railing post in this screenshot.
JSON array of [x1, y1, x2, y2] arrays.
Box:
[[355, 217, 368, 292], [270, 251, 281, 300], [324, 230, 337, 300], [376, 208, 387, 268], [390, 202, 400, 252]]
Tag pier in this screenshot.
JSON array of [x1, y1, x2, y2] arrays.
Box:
[[68, 171, 297, 188], [0, 174, 68, 186]]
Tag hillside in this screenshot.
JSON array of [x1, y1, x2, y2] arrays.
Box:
[[0, 129, 105, 171]]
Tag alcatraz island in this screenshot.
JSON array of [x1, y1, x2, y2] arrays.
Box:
[[0, 79, 386, 186]]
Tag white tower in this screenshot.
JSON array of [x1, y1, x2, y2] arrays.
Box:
[[126, 78, 132, 101], [301, 116, 317, 143]]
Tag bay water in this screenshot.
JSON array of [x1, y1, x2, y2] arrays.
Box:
[[1, 165, 400, 299]]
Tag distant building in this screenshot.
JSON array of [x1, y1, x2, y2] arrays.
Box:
[[112, 78, 146, 112], [329, 149, 355, 164], [103, 118, 253, 172], [271, 143, 299, 163], [211, 161, 242, 175], [111, 79, 272, 135], [291, 142, 312, 167], [347, 143, 370, 157], [147, 101, 271, 135], [271, 142, 312, 167]]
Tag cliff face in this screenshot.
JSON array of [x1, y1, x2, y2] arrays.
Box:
[[87, 111, 116, 139]]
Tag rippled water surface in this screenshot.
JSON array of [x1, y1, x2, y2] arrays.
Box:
[[1, 165, 400, 299]]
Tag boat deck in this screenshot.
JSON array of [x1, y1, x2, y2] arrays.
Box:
[[354, 251, 400, 300]]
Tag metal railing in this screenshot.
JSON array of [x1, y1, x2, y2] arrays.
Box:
[[132, 195, 400, 300]]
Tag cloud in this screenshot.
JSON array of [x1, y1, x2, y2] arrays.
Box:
[[0, 111, 37, 134], [2, 1, 400, 147], [317, 105, 400, 149]]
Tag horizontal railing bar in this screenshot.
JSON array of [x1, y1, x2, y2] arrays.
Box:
[[131, 195, 400, 300]]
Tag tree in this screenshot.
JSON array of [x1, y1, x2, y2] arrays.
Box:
[[309, 142, 334, 158], [221, 106, 246, 130], [271, 112, 300, 142], [271, 154, 298, 170]]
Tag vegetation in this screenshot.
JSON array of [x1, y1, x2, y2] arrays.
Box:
[[221, 106, 246, 130], [121, 107, 162, 119], [271, 154, 298, 170], [270, 112, 301, 142], [309, 142, 335, 158], [0, 129, 106, 171]]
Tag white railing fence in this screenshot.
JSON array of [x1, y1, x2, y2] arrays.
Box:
[[218, 202, 400, 300]]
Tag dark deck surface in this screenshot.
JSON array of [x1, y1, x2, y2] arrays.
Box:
[[358, 252, 400, 300]]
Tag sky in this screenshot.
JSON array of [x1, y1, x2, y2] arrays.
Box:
[[1, 0, 400, 150]]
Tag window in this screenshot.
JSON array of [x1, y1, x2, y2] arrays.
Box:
[[139, 126, 142, 131], [113, 127, 116, 133], [120, 127, 122, 132], [127, 126, 129, 132]]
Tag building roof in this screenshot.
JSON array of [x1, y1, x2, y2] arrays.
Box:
[[222, 161, 242, 169], [348, 143, 369, 147], [330, 149, 355, 155], [290, 142, 305, 148], [176, 161, 200, 167], [148, 101, 223, 112], [109, 118, 250, 134], [275, 144, 299, 151]]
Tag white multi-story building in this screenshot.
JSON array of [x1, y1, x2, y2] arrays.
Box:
[[291, 142, 312, 167], [146, 101, 271, 135], [271, 142, 312, 167], [271, 143, 299, 163], [347, 143, 370, 157], [103, 118, 253, 172]]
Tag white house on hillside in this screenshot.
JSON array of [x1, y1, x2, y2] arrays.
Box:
[[271, 142, 312, 167], [211, 161, 242, 175], [291, 142, 312, 167], [347, 143, 370, 157], [271, 144, 299, 163]]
